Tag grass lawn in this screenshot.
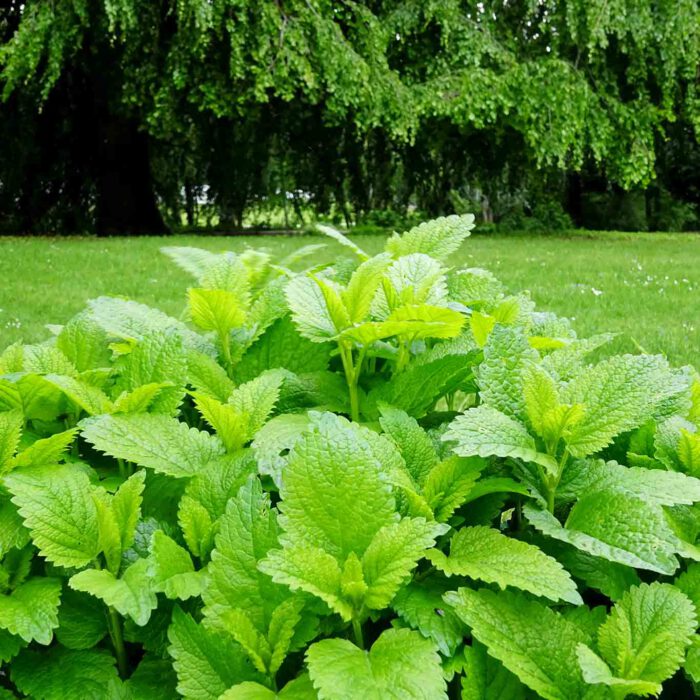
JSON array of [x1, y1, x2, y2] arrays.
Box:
[[1, 230, 699, 368]]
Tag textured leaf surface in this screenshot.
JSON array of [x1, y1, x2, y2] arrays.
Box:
[[5, 464, 100, 567], [429, 526, 582, 604], [446, 588, 588, 700], [526, 500, 686, 575], [562, 354, 687, 457], [81, 413, 225, 477], [461, 641, 526, 700], [69, 558, 157, 626], [11, 647, 118, 700], [362, 518, 445, 610], [385, 214, 474, 260], [203, 476, 288, 632], [168, 607, 262, 700], [306, 628, 446, 699], [391, 578, 464, 656], [477, 325, 537, 421], [596, 582, 696, 686], [277, 413, 395, 559], [149, 531, 202, 601], [0, 577, 61, 644], [444, 406, 557, 473]]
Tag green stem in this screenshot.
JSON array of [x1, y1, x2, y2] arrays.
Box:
[[117, 459, 126, 479], [107, 606, 128, 678], [352, 618, 364, 649], [339, 343, 361, 422], [220, 330, 233, 374]]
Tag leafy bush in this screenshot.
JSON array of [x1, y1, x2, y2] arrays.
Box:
[[1, 213, 700, 699]]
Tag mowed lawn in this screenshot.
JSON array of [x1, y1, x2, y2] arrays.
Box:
[[1, 230, 699, 368]]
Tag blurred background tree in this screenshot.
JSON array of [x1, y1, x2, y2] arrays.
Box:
[[1, 0, 699, 234]]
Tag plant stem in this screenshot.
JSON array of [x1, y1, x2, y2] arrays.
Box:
[[339, 342, 361, 422], [352, 618, 364, 649], [107, 606, 128, 678], [220, 330, 233, 375]]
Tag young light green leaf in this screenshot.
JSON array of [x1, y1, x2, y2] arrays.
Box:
[[188, 288, 247, 336], [149, 531, 202, 601], [220, 674, 316, 699], [385, 214, 474, 260], [285, 275, 340, 343], [0, 411, 22, 472], [12, 428, 78, 468], [430, 526, 581, 604], [69, 558, 157, 626], [477, 325, 538, 422], [277, 413, 396, 559], [306, 628, 446, 699], [423, 455, 485, 522], [43, 373, 114, 415]]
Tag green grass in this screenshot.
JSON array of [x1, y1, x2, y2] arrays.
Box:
[[1, 230, 699, 368]]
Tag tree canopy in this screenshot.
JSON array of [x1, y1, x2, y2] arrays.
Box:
[[1, 0, 699, 234]]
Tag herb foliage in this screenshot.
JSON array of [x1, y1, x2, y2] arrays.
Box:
[[0, 215, 699, 698]]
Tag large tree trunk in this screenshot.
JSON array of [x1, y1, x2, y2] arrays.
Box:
[[94, 115, 168, 236]]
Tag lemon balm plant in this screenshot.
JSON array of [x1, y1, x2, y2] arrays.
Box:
[[0, 215, 699, 699]]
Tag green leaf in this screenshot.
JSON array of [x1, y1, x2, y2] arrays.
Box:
[[315, 224, 368, 260], [0, 411, 22, 472], [43, 373, 114, 415], [69, 558, 157, 626], [11, 647, 118, 700], [13, 428, 78, 468], [203, 476, 289, 632], [81, 413, 225, 478], [285, 275, 340, 343], [444, 405, 557, 474], [362, 518, 445, 610], [391, 577, 464, 656], [378, 404, 437, 485], [188, 288, 247, 335], [369, 352, 476, 418], [187, 349, 236, 401], [461, 641, 526, 700], [383, 304, 465, 340], [477, 325, 537, 422], [595, 582, 696, 688], [88, 296, 213, 355], [575, 645, 661, 698], [220, 674, 316, 699], [386, 214, 474, 260], [277, 413, 395, 559], [161, 246, 222, 278], [562, 354, 689, 457], [259, 545, 351, 620], [5, 464, 100, 568], [149, 531, 202, 601], [113, 330, 187, 415], [234, 316, 330, 383], [343, 253, 392, 323], [423, 456, 485, 522], [446, 588, 589, 700], [56, 313, 111, 372], [55, 588, 108, 650], [178, 496, 215, 559], [526, 498, 688, 576], [252, 413, 311, 488], [429, 526, 581, 604], [0, 577, 61, 644], [306, 628, 446, 699], [168, 607, 263, 700]]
